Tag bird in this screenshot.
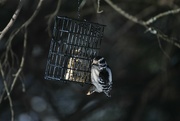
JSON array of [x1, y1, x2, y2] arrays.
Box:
[[87, 56, 112, 97]]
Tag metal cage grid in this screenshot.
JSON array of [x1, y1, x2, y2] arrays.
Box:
[[45, 16, 105, 84]]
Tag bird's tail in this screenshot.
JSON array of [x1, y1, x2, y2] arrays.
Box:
[[104, 91, 111, 97]]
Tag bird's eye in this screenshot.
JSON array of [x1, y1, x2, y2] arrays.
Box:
[[99, 59, 105, 64]]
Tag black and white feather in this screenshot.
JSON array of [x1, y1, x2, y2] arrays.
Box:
[[87, 56, 112, 97]]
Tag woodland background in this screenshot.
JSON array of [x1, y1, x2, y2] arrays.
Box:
[[0, 0, 180, 121]]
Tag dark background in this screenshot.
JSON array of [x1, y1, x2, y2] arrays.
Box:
[[0, 0, 180, 121]]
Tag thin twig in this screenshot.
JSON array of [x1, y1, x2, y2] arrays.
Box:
[[45, 0, 61, 37], [157, 36, 171, 60], [25, 0, 44, 26], [156, 29, 180, 48], [10, 28, 27, 92], [145, 8, 180, 25], [105, 0, 180, 26], [7, 0, 44, 46], [104, 0, 180, 48], [0, 0, 23, 41], [104, 0, 146, 26], [0, 63, 14, 121], [97, 0, 103, 13], [79, 0, 87, 9], [0, 0, 44, 103]]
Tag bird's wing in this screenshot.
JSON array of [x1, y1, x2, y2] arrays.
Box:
[[99, 67, 112, 97], [99, 68, 109, 85], [106, 66, 112, 85]]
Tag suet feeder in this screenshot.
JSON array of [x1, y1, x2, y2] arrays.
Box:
[[44, 16, 105, 84]]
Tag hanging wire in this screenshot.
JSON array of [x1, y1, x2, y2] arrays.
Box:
[[77, 0, 81, 19]]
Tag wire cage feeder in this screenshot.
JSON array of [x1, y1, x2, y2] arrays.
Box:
[[45, 16, 105, 84]]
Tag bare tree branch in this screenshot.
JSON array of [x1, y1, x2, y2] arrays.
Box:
[[104, 0, 180, 26], [25, 0, 44, 26], [97, 0, 103, 13], [0, 63, 14, 121], [0, 1, 44, 120], [0, 0, 23, 41], [10, 28, 27, 92], [104, 0, 146, 26], [45, 0, 61, 37], [157, 36, 171, 60], [7, 0, 44, 45], [145, 8, 180, 25], [3, 0, 44, 93], [104, 0, 180, 48]]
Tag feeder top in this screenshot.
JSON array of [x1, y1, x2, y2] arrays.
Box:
[[56, 16, 106, 27]]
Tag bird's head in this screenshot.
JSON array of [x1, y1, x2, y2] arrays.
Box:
[[92, 56, 107, 67]]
